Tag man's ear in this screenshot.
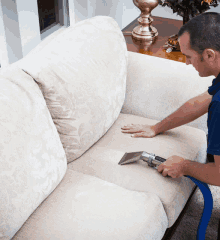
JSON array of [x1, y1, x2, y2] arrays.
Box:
[[203, 49, 216, 62]]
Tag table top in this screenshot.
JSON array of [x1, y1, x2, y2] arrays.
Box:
[[122, 16, 186, 63]]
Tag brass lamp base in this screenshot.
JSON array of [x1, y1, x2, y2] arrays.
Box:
[[131, 34, 157, 51], [132, 0, 159, 41], [132, 16, 158, 40]]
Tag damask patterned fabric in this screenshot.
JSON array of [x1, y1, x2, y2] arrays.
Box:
[[12, 169, 168, 240], [68, 113, 207, 228], [0, 67, 67, 239], [21, 16, 128, 163]]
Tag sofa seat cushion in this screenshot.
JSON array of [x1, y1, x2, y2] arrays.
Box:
[[20, 16, 128, 163], [0, 66, 67, 239], [12, 169, 168, 240], [68, 113, 207, 228]]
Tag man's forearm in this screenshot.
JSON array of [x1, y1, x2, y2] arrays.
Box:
[[184, 160, 220, 186], [153, 101, 204, 135]]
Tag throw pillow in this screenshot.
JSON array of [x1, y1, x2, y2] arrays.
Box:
[[21, 16, 128, 163], [0, 67, 67, 239]]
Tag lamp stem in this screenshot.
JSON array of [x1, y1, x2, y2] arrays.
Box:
[[132, 0, 159, 40]]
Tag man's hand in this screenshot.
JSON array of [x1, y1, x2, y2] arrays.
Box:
[[157, 155, 187, 178], [121, 124, 157, 138]]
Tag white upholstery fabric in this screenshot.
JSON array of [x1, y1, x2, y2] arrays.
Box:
[[122, 51, 214, 134], [2, 14, 211, 239], [20, 16, 128, 163], [12, 169, 168, 240], [68, 113, 207, 227], [0, 66, 67, 239]]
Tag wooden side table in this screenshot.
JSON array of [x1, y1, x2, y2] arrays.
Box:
[[122, 15, 186, 63]]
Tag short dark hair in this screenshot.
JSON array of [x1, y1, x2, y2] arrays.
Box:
[[178, 12, 220, 55]]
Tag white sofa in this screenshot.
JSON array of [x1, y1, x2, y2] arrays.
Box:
[[0, 16, 213, 240]]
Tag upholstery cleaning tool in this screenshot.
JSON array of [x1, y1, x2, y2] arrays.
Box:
[[118, 151, 213, 240]]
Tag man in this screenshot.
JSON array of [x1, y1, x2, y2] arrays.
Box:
[[121, 12, 220, 186]]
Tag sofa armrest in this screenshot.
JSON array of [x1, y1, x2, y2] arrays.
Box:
[[121, 51, 213, 134]]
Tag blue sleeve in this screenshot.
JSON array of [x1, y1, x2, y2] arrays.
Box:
[[207, 101, 220, 156]]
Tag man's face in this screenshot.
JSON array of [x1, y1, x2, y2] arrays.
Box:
[[178, 32, 215, 77]]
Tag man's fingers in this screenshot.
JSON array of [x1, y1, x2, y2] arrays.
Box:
[[122, 129, 142, 133], [121, 128, 132, 131], [122, 124, 134, 127], [161, 169, 169, 177], [131, 132, 145, 138], [125, 124, 134, 127], [121, 125, 134, 130]]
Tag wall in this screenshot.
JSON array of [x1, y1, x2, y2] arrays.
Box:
[[68, 0, 76, 25], [73, 0, 220, 29], [0, 1, 9, 67], [16, 0, 41, 57], [1, 0, 220, 67], [0, 0, 41, 67], [0, 0, 24, 66], [0, 0, 72, 68], [74, 0, 140, 29]]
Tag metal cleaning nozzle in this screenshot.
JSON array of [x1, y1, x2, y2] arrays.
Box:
[[118, 151, 166, 169]]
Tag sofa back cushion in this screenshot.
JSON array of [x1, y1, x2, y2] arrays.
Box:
[[0, 66, 67, 239], [122, 51, 213, 134], [20, 16, 128, 163]]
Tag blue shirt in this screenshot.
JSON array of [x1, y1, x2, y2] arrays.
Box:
[[207, 72, 220, 157]]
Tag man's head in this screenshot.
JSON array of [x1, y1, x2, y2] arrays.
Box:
[[178, 12, 220, 78]]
